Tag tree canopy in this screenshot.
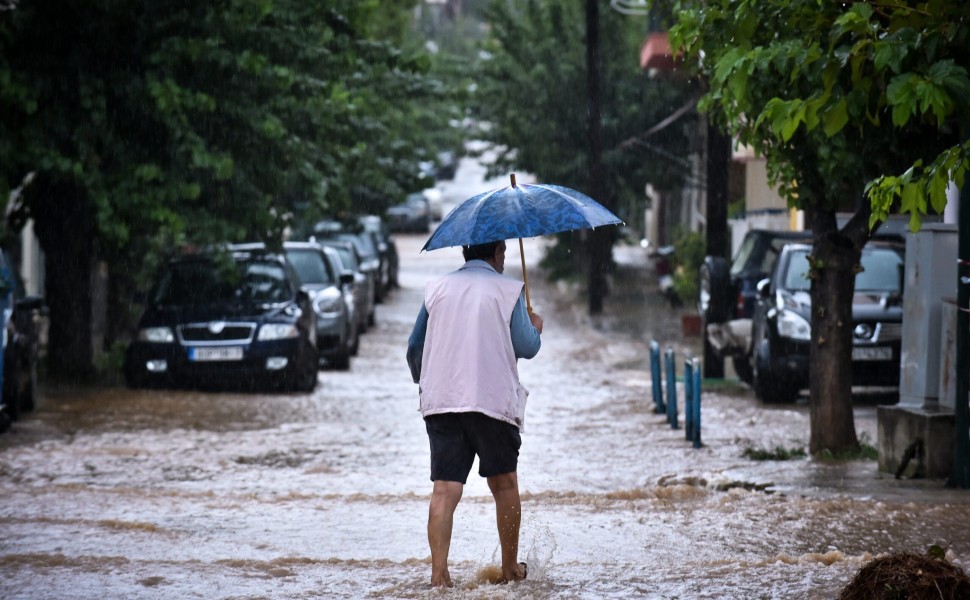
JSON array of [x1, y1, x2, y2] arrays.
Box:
[[668, 0, 969, 230], [1, 0, 452, 262]]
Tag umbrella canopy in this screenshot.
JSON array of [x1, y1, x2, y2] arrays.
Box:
[[421, 174, 622, 313], [421, 175, 622, 252]]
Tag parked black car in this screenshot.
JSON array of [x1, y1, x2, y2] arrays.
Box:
[[124, 248, 319, 392], [748, 240, 905, 403], [0, 250, 45, 431], [699, 229, 812, 383], [233, 242, 357, 370]]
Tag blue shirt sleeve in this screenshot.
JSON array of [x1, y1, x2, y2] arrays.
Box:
[[406, 303, 428, 383], [510, 291, 541, 359]]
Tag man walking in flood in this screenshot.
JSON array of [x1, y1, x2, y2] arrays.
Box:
[[407, 240, 543, 588]]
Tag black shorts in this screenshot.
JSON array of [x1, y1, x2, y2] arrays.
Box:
[[425, 412, 521, 484]]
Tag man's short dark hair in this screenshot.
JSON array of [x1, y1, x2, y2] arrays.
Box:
[[463, 241, 502, 262]]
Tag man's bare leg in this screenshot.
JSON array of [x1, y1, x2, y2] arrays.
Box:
[[487, 472, 526, 583], [428, 480, 463, 587]]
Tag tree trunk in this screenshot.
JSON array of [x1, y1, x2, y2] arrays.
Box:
[[29, 177, 97, 381], [704, 123, 731, 377], [808, 208, 863, 455]]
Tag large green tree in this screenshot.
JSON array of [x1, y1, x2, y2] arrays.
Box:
[[474, 0, 697, 310], [0, 0, 450, 378], [666, 0, 970, 453]]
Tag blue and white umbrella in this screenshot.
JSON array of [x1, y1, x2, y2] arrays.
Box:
[[422, 174, 623, 311]]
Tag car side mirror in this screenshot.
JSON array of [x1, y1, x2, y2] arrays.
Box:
[[757, 278, 771, 298], [339, 272, 355, 286]]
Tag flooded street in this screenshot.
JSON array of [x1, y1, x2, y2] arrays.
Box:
[[2, 227, 970, 599]]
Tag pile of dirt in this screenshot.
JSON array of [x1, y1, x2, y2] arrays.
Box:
[[838, 552, 970, 599]]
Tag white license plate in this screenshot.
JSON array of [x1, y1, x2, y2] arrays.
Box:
[[189, 346, 244, 361], [852, 346, 892, 361]]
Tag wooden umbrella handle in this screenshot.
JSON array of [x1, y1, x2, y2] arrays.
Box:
[[519, 237, 532, 313]]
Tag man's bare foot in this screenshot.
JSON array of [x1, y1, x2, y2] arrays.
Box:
[[500, 562, 527, 583], [430, 571, 453, 588]]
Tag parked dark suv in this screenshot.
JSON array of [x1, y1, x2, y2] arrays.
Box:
[[0, 249, 46, 431], [699, 229, 811, 383], [749, 240, 905, 403], [124, 248, 319, 392]]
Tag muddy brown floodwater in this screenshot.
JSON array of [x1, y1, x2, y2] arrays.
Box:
[[1, 233, 969, 600]]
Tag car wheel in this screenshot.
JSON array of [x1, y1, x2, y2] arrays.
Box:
[[699, 256, 732, 324], [3, 368, 22, 421], [349, 325, 360, 356], [0, 409, 10, 433], [733, 355, 754, 385], [293, 348, 319, 392], [368, 309, 376, 328], [21, 367, 36, 412], [752, 338, 797, 403]]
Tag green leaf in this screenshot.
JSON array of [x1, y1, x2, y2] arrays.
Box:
[[822, 98, 848, 137]]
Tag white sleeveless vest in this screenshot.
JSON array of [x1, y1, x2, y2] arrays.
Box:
[[418, 262, 529, 430]]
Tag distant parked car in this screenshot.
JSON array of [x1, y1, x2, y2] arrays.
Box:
[[315, 239, 375, 333], [233, 242, 357, 370], [358, 214, 398, 291], [435, 150, 459, 181], [748, 240, 905, 403], [699, 229, 812, 383], [125, 248, 319, 392], [386, 193, 431, 233], [312, 221, 388, 303], [0, 250, 46, 431]]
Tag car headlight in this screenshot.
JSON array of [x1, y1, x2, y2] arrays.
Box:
[[776, 310, 811, 341], [138, 327, 175, 343], [313, 290, 344, 317], [257, 323, 299, 340]]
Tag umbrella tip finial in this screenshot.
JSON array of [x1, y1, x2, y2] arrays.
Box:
[[510, 173, 517, 188]]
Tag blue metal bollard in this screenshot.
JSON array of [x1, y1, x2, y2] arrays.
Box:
[[649, 341, 665, 414], [692, 358, 703, 448], [684, 357, 694, 441], [665, 346, 678, 429]]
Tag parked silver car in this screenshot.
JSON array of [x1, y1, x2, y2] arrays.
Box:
[[314, 239, 375, 333]]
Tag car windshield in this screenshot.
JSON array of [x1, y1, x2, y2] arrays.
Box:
[[782, 248, 904, 293], [782, 250, 813, 291], [731, 233, 804, 277], [323, 244, 358, 271], [152, 259, 291, 307], [286, 249, 335, 286], [857, 247, 904, 292]]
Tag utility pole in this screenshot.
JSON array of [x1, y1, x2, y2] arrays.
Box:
[[586, 0, 610, 314]]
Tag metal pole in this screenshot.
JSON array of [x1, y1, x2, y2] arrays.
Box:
[[949, 186, 969, 489], [665, 346, 678, 429], [650, 340, 665, 414], [684, 357, 694, 441], [692, 358, 703, 448]]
